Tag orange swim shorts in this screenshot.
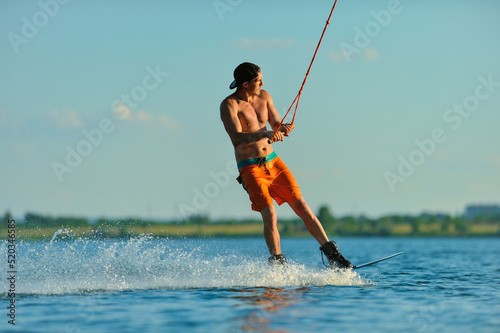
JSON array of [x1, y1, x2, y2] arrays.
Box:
[[237, 152, 302, 212]]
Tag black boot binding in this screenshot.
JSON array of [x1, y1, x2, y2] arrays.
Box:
[[268, 254, 288, 266], [320, 241, 353, 269]]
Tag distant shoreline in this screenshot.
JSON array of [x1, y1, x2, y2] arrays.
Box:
[[2, 221, 499, 241], [3, 209, 499, 240]]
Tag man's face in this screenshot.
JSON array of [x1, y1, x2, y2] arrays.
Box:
[[245, 73, 263, 95]]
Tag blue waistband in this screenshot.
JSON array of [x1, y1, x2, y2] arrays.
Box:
[[237, 151, 278, 170]]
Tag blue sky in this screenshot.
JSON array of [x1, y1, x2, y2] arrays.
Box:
[[1, 0, 499, 221]]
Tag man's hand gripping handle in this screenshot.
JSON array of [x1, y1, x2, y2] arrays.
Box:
[[267, 123, 294, 144]]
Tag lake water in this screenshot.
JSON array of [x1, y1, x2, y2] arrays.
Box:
[[1, 235, 499, 332]]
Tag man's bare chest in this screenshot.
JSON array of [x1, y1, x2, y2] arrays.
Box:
[[238, 101, 268, 129]]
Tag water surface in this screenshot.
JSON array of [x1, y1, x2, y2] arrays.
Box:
[[1, 236, 499, 332]]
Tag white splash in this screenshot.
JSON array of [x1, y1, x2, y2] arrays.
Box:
[[0, 234, 370, 296]]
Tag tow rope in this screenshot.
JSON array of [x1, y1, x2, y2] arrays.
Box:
[[270, 0, 339, 143]]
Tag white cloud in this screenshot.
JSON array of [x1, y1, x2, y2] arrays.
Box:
[[158, 115, 178, 129], [137, 110, 153, 122], [232, 37, 295, 50], [329, 47, 380, 63], [113, 103, 178, 130], [363, 47, 379, 61], [50, 109, 84, 128], [114, 103, 133, 121]]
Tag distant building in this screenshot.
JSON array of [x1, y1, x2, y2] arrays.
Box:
[[463, 204, 500, 220]]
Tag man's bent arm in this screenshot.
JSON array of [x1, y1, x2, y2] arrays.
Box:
[[262, 90, 294, 136], [262, 90, 282, 131], [229, 128, 271, 147], [257, 91, 292, 143]]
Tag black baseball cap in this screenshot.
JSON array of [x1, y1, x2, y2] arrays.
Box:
[[229, 62, 261, 89]]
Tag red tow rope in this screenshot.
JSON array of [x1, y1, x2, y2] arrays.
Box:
[[270, 0, 339, 143]]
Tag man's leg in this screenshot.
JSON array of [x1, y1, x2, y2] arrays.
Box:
[[289, 198, 353, 268], [288, 198, 329, 246], [260, 205, 281, 255]]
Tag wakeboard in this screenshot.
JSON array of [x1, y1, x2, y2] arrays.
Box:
[[353, 252, 403, 269]]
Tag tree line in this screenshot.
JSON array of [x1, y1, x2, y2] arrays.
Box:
[[2, 205, 500, 238]]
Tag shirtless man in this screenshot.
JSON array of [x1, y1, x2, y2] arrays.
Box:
[[220, 62, 352, 269]]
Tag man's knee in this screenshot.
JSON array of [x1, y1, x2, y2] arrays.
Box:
[[260, 205, 276, 217], [291, 198, 309, 214], [261, 206, 278, 228]]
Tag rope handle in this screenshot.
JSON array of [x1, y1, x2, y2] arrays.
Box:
[[267, 124, 294, 144], [268, 131, 285, 144]]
